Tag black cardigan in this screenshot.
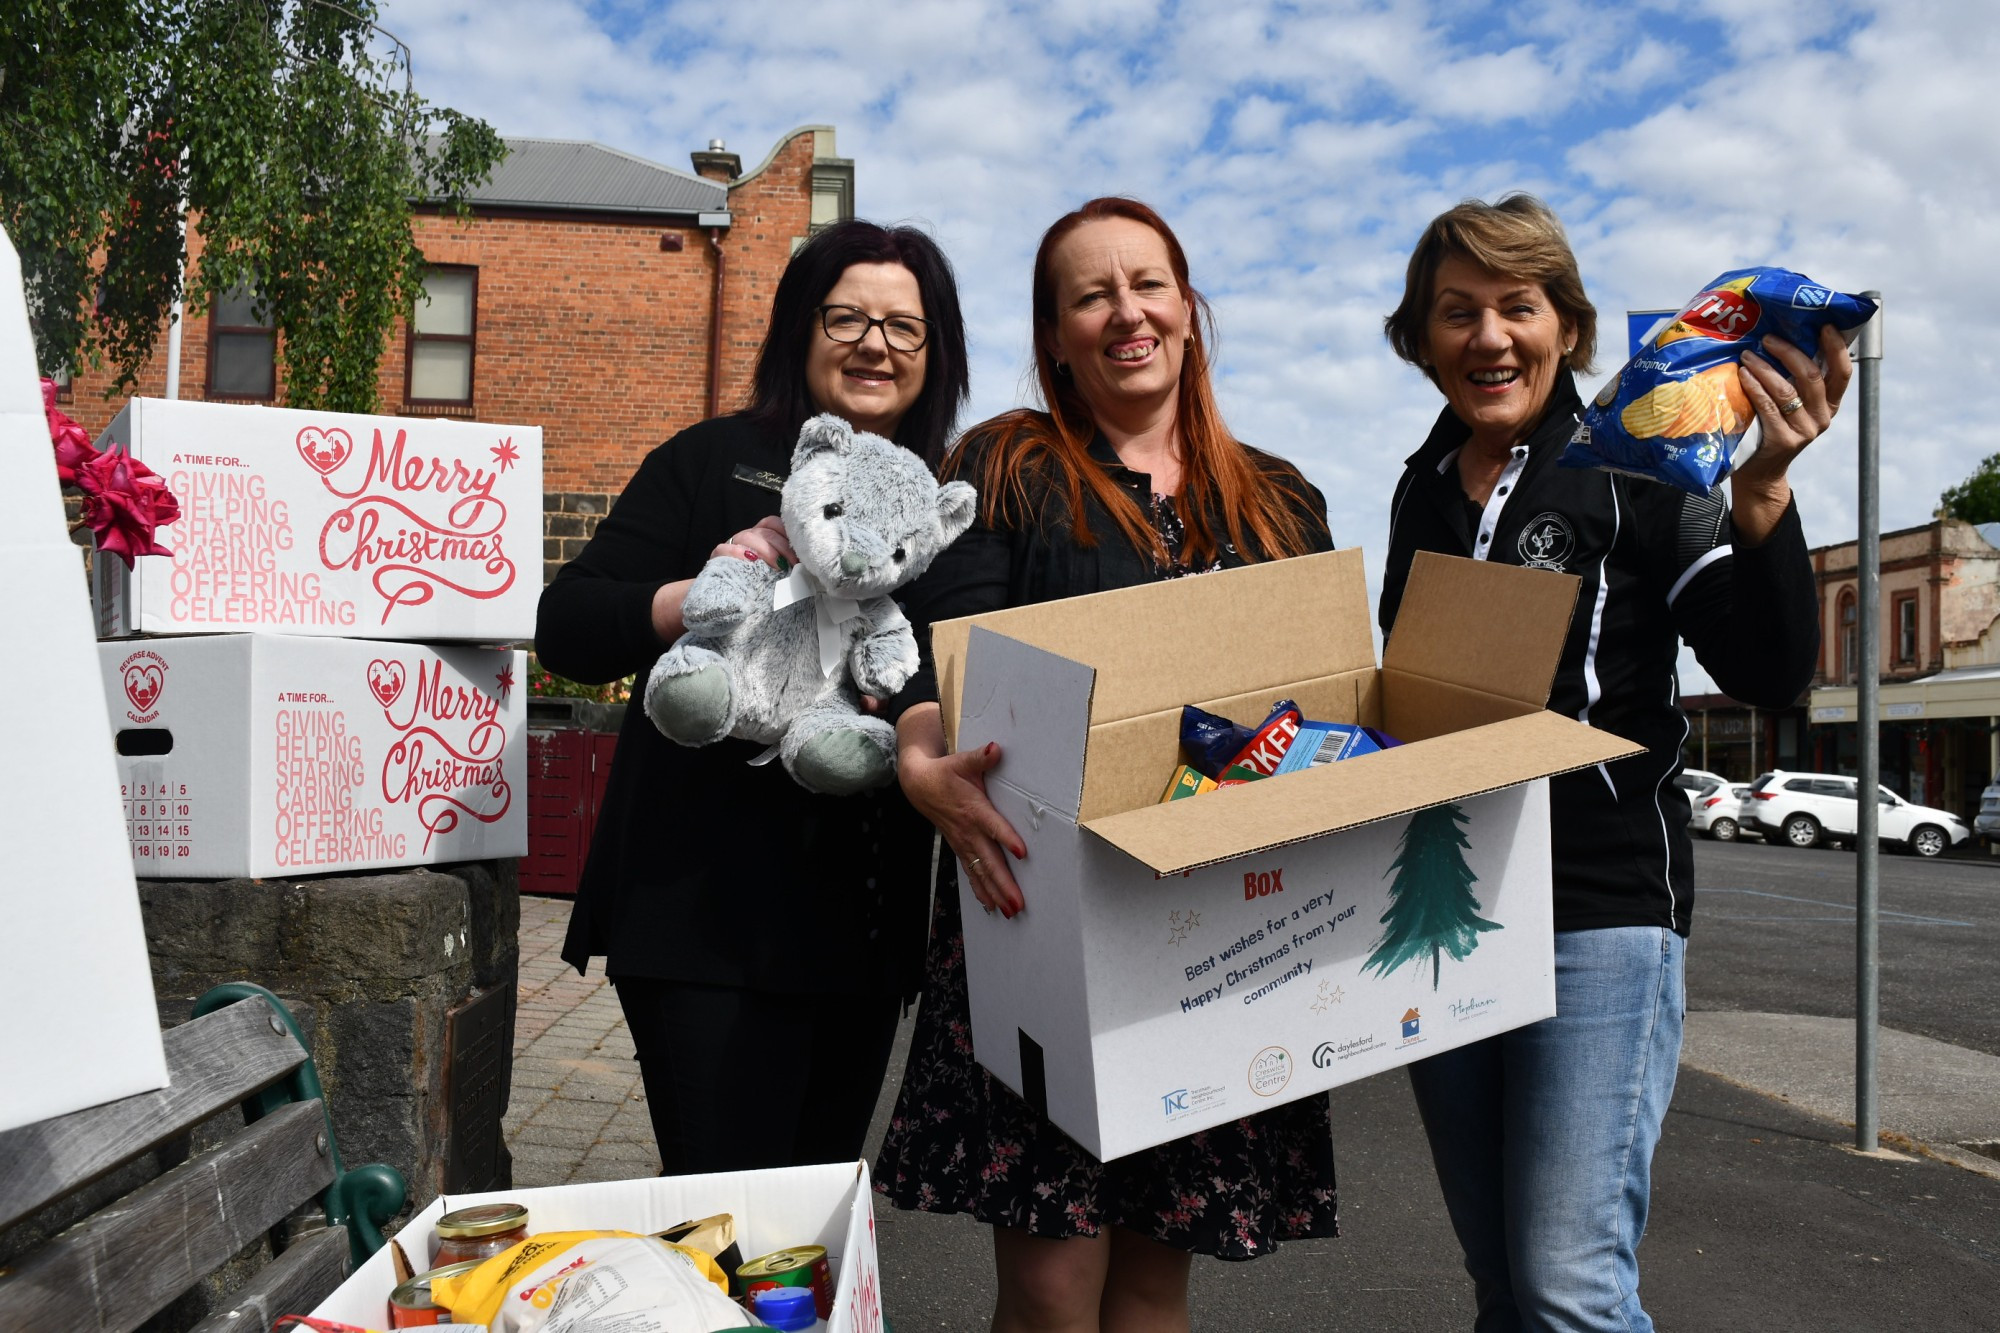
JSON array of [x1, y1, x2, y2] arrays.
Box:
[[536, 413, 933, 996], [888, 419, 1334, 726]]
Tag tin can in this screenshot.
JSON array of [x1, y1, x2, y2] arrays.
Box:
[[433, 1201, 530, 1266], [388, 1258, 484, 1327], [736, 1245, 832, 1320]]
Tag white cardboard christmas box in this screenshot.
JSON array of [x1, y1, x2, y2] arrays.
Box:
[[0, 224, 169, 1130], [931, 549, 1640, 1160], [314, 1161, 885, 1332], [91, 396, 541, 641], [98, 633, 526, 878]]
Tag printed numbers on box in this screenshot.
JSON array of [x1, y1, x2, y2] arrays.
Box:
[[175, 845, 191, 858], [136, 843, 152, 859]]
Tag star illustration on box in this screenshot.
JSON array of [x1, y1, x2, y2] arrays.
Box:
[[495, 663, 515, 701], [1309, 981, 1345, 1014], [1166, 908, 1201, 945], [1364, 802, 1501, 989], [490, 436, 520, 472]]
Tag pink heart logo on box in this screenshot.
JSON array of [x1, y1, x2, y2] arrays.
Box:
[[123, 662, 164, 712], [296, 425, 354, 475], [367, 659, 405, 708]]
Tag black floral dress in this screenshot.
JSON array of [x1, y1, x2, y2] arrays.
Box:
[[873, 494, 1340, 1260]]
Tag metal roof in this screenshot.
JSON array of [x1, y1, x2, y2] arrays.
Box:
[[455, 137, 727, 216]]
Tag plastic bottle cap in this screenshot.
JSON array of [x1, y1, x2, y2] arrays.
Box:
[[749, 1285, 817, 1329]]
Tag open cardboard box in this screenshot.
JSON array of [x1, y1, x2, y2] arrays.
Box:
[[932, 548, 1640, 1160], [313, 1161, 884, 1331]]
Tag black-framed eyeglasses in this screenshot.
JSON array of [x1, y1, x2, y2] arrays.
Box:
[[817, 304, 931, 353]]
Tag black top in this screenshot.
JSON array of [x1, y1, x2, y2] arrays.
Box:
[[888, 418, 1334, 725], [536, 413, 933, 995], [1379, 376, 1820, 936]]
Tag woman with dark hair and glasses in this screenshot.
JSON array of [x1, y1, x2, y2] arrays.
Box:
[[535, 218, 971, 1176]]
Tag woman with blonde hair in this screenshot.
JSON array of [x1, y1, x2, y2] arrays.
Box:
[[1380, 193, 1847, 1331]]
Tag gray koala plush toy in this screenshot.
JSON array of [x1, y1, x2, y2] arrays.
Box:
[[644, 413, 977, 795]]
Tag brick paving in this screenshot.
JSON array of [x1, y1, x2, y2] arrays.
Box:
[[504, 894, 658, 1185]]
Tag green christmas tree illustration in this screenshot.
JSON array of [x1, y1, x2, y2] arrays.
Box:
[[1363, 802, 1501, 988]]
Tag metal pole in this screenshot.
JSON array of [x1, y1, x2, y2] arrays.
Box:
[[1856, 293, 1884, 1151]]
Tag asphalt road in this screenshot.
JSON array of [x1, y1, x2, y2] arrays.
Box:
[[865, 837, 2000, 1330], [1686, 836, 2000, 1058]]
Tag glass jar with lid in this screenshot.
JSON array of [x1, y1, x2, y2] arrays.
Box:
[[432, 1201, 530, 1266]]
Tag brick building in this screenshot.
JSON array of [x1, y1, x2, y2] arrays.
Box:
[[61, 124, 855, 585], [1804, 518, 2000, 816]]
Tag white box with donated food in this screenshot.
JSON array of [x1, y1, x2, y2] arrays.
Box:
[[0, 222, 169, 1130], [98, 633, 526, 878], [313, 1161, 885, 1332], [91, 396, 541, 641], [932, 549, 1638, 1161]]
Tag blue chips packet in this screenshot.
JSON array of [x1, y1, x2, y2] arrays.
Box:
[[1560, 267, 1876, 495]]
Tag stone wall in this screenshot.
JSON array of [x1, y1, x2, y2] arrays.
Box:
[[140, 858, 520, 1212]]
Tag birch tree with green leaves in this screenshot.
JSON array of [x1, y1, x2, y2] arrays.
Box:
[[1, 0, 503, 411]]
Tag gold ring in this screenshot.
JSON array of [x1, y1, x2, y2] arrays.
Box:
[[1778, 394, 1805, 415]]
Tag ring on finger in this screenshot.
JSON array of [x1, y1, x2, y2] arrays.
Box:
[[966, 856, 983, 875], [1777, 394, 1805, 415]]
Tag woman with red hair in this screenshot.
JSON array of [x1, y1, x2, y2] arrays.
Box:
[[875, 198, 1339, 1331]]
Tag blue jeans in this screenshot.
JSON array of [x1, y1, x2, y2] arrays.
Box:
[[1408, 927, 1686, 1333]]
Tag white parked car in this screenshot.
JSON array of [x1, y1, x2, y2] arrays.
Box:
[[1674, 768, 1728, 799], [1743, 770, 1970, 857], [1688, 782, 1754, 842]]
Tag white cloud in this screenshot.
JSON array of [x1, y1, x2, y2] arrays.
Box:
[[383, 0, 1997, 691]]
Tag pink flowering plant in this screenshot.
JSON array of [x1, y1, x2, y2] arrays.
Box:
[[42, 378, 179, 567]]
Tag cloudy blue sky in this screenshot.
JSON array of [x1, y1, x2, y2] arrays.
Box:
[[382, 0, 1996, 690]]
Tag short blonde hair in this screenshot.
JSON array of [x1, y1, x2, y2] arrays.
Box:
[[1383, 194, 1597, 387]]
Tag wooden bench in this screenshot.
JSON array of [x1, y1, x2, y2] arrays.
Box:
[[0, 983, 407, 1332]]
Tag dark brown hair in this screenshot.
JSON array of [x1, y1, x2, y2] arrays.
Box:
[[954, 197, 1320, 565], [742, 219, 969, 469], [1383, 193, 1597, 387]]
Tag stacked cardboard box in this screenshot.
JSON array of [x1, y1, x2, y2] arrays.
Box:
[[91, 398, 538, 878]]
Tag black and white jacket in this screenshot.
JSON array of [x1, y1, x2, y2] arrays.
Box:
[[1379, 376, 1820, 936]]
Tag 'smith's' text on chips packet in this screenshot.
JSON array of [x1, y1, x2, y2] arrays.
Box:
[[1561, 268, 1877, 495]]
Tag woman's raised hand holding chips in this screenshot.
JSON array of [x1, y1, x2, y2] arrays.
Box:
[[1727, 325, 1853, 544]]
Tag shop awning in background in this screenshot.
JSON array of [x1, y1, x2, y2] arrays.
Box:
[[1809, 664, 2000, 723]]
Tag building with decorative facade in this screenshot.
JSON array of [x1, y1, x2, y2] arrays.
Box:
[[60, 125, 856, 585]]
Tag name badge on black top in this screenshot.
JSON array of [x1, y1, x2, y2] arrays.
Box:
[[732, 463, 787, 494]]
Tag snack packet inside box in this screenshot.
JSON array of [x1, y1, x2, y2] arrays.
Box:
[[92, 397, 541, 640]]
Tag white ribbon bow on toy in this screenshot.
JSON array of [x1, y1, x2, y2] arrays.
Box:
[[771, 565, 866, 677]]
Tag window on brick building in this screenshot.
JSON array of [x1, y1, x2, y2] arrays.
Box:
[[206, 282, 276, 400], [1895, 592, 1918, 665], [407, 265, 477, 405], [1838, 589, 1858, 684]]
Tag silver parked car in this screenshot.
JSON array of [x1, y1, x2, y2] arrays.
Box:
[[1976, 782, 2000, 843]]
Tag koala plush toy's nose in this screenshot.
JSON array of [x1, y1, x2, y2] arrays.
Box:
[[841, 548, 867, 578]]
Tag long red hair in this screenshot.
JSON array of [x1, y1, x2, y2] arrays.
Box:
[[952, 197, 1321, 564]]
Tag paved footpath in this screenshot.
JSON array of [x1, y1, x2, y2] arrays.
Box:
[[503, 894, 655, 1186], [505, 893, 2000, 1330]]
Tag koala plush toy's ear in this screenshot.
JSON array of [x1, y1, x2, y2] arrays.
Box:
[[792, 413, 853, 468], [935, 479, 978, 545]]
